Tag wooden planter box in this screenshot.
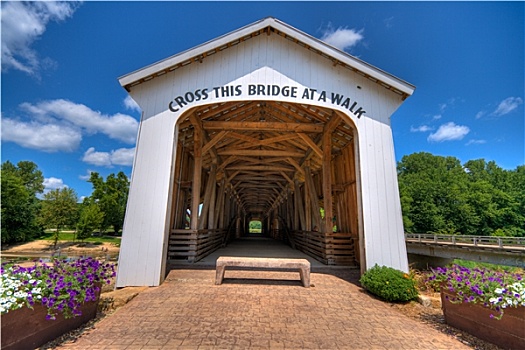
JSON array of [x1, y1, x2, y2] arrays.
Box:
[[1, 299, 99, 350], [440, 289, 525, 350]]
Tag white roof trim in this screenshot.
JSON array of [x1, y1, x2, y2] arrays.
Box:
[[119, 17, 415, 96]]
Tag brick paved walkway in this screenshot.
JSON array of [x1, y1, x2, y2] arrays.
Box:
[[59, 268, 471, 349]]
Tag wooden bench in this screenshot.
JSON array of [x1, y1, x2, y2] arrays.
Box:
[[215, 256, 311, 287]]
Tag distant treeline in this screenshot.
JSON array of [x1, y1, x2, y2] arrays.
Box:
[[398, 152, 524, 237]]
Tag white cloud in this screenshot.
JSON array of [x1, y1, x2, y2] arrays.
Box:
[[475, 111, 486, 119], [43, 177, 68, 191], [428, 122, 470, 142], [492, 97, 523, 116], [20, 99, 139, 144], [410, 125, 433, 133], [79, 169, 95, 181], [82, 147, 135, 167], [466, 139, 487, 146], [1, 118, 82, 152], [320, 24, 364, 52], [1, 1, 80, 76], [124, 96, 141, 113], [82, 147, 112, 167], [2, 99, 139, 152], [110, 148, 136, 166]]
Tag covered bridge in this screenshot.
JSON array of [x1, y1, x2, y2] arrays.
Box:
[[116, 17, 415, 287]]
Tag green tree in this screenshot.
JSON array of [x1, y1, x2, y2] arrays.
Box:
[[397, 152, 471, 234], [76, 200, 105, 241], [88, 171, 129, 234], [465, 159, 524, 237], [398, 153, 524, 237], [1, 161, 44, 244], [39, 188, 79, 248]]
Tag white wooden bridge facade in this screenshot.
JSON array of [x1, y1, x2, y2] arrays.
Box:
[[116, 17, 415, 287]]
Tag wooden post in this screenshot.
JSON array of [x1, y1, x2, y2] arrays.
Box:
[[223, 194, 229, 230], [322, 113, 340, 234], [199, 164, 216, 230], [208, 177, 217, 229], [304, 161, 312, 231], [304, 166, 321, 231], [216, 179, 226, 229], [322, 129, 333, 234], [287, 187, 294, 231], [294, 180, 306, 230], [190, 123, 202, 231]]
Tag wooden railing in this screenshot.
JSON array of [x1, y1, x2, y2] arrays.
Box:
[[168, 228, 227, 263], [291, 230, 356, 266], [405, 234, 525, 250]]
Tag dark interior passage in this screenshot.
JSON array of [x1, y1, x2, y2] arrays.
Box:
[[168, 100, 360, 267]]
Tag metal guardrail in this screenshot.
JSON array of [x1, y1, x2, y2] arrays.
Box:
[[405, 234, 525, 249]]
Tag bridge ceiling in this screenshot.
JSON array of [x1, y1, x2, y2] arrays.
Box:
[[178, 100, 354, 217]]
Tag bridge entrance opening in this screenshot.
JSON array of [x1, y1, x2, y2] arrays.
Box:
[[167, 100, 360, 267], [248, 220, 262, 235]]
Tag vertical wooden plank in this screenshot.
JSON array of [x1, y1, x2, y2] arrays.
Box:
[[223, 185, 230, 229], [293, 185, 299, 230], [322, 129, 333, 234], [294, 180, 306, 231], [304, 163, 312, 231], [199, 164, 216, 230], [287, 188, 294, 231], [215, 179, 226, 229], [304, 165, 321, 231], [322, 113, 340, 234], [190, 123, 202, 231], [208, 169, 217, 229]]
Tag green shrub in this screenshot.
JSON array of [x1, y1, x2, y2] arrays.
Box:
[[359, 264, 419, 302]]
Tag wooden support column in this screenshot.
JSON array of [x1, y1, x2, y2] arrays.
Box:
[[199, 164, 216, 230], [208, 175, 217, 229], [304, 166, 321, 231], [322, 131, 333, 234], [216, 179, 226, 229], [294, 180, 306, 230], [304, 165, 312, 231], [190, 121, 202, 231], [287, 187, 294, 231], [322, 114, 340, 233]]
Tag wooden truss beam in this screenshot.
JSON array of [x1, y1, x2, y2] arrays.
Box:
[[203, 121, 323, 133]]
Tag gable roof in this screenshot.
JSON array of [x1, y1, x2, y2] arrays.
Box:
[[119, 17, 415, 99]]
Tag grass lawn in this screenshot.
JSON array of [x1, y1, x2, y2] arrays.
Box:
[[40, 230, 121, 245]]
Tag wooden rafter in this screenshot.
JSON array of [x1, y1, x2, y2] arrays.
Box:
[[180, 100, 353, 222]]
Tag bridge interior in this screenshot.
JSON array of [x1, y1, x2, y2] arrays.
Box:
[[168, 100, 360, 267]]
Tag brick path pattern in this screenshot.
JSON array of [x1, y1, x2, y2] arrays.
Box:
[[59, 269, 471, 349]]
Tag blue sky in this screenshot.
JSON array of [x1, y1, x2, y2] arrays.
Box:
[[1, 1, 524, 199]]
